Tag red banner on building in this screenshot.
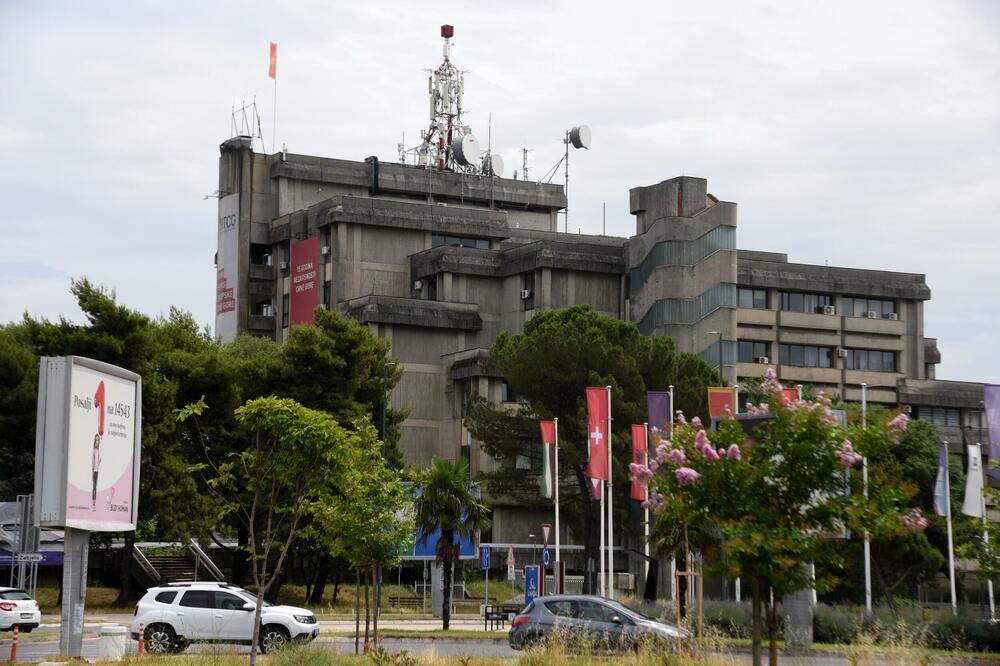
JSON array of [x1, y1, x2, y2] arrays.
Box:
[[290, 237, 319, 327], [708, 387, 736, 419], [630, 424, 647, 501]]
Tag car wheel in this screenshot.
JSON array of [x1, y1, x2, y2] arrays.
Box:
[[144, 623, 178, 654], [260, 625, 289, 653]]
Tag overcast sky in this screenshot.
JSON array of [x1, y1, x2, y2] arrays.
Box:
[[2, 1, 998, 383]]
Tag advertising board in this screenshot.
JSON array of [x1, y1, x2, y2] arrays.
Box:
[[215, 193, 239, 342], [34, 356, 142, 531], [290, 236, 320, 327]]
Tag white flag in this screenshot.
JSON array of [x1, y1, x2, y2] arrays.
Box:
[[961, 444, 984, 518], [933, 443, 949, 518]]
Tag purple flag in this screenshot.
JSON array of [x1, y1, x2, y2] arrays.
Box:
[[933, 443, 949, 517], [985, 385, 1000, 481], [647, 391, 671, 436]]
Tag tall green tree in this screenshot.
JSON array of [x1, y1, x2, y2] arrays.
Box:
[[465, 305, 717, 588], [181, 396, 359, 664], [412, 457, 490, 630], [0, 327, 38, 497]]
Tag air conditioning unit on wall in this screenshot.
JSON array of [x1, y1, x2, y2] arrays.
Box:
[[757, 356, 770, 364], [864, 310, 878, 319], [321, 245, 331, 255], [822, 305, 836, 316], [279, 261, 288, 271], [887, 312, 899, 321], [520, 289, 532, 299], [838, 348, 848, 358]]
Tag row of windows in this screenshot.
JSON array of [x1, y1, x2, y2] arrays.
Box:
[[432, 234, 490, 250], [738, 288, 900, 319], [778, 344, 835, 368], [844, 348, 896, 373], [738, 340, 769, 363], [913, 406, 961, 427]]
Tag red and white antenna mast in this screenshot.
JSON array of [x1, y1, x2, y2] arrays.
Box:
[[418, 25, 480, 172]]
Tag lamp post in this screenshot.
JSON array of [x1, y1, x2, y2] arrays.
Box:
[[708, 330, 724, 384], [529, 533, 537, 565]]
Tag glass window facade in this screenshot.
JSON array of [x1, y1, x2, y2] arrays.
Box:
[[844, 349, 896, 372], [843, 297, 896, 318], [738, 340, 770, 362], [779, 291, 832, 313], [432, 234, 490, 250], [778, 344, 834, 368], [914, 406, 960, 427], [738, 288, 767, 309]]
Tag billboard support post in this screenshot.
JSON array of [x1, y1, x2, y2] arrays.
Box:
[[59, 527, 89, 657]]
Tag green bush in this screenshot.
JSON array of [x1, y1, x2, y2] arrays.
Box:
[[812, 603, 859, 644], [928, 614, 1000, 652], [703, 600, 754, 638]]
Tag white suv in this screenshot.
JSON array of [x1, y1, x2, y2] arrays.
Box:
[[130, 582, 318, 654], [0, 587, 41, 632]]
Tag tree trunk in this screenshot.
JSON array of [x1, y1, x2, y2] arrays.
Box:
[[767, 590, 778, 666], [872, 556, 898, 619], [233, 522, 250, 586], [249, 587, 264, 666], [113, 531, 135, 607], [442, 555, 453, 630], [372, 564, 379, 649], [751, 576, 762, 666], [354, 569, 360, 655], [676, 553, 687, 620], [364, 570, 371, 650], [333, 571, 341, 604], [308, 556, 331, 604]]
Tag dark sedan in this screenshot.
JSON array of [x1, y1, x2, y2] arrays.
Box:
[[508, 594, 688, 652]]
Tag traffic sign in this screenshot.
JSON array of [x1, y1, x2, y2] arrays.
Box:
[[507, 564, 515, 581], [15, 553, 43, 563], [506, 545, 515, 566], [541, 548, 551, 568], [481, 544, 491, 570], [541, 523, 551, 548], [524, 565, 541, 605]]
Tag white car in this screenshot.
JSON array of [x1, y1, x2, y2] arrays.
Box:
[[130, 582, 318, 654], [0, 587, 41, 632]]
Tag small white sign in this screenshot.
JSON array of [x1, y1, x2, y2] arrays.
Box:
[[507, 564, 515, 582], [15, 553, 43, 563]]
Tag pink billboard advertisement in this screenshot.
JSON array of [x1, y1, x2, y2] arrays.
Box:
[[290, 236, 320, 327], [65, 363, 139, 530]]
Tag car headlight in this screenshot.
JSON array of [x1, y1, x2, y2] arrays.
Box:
[[294, 614, 316, 624]]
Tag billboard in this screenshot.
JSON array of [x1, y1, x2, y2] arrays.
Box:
[[34, 357, 142, 532], [215, 193, 239, 342], [290, 236, 320, 327]]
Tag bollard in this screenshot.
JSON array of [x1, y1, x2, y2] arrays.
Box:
[[10, 625, 17, 662], [138, 623, 145, 656]]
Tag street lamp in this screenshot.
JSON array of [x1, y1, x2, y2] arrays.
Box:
[[529, 533, 537, 565], [708, 330, 724, 384]]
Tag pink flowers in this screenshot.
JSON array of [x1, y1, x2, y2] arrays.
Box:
[[691, 416, 702, 427], [656, 443, 672, 464], [667, 448, 687, 465], [694, 429, 711, 450], [675, 467, 700, 486], [887, 413, 910, 442], [762, 367, 783, 395], [676, 410, 687, 424], [629, 462, 653, 485], [836, 440, 863, 469], [726, 444, 742, 460], [746, 402, 769, 417], [900, 508, 928, 533], [703, 446, 721, 461]]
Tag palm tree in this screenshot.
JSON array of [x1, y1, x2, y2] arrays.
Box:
[[413, 457, 491, 630]]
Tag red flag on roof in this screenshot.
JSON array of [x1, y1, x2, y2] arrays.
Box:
[[268, 42, 277, 79]]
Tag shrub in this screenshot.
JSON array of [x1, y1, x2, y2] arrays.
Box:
[[928, 614, 1000, 652], [812, 603, 859, 644]]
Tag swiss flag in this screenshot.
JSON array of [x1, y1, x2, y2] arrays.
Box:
[[630, 424, 647, 501], [585, 387, 609, 498], [268, 42, 277, 80]]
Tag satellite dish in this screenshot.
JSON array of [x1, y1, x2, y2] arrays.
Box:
[[452, 134, 480, 167], [569, 125, 592, 150], [482, 153, 504, 177]]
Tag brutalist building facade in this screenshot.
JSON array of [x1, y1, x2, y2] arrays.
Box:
[[215, 137, 991, 554]]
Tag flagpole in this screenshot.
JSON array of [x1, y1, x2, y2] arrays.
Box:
[[668, 384, 675, 602], [643, 422, 650, 585], [554, 417, 561, 566], [599, 480, 605, 597], [606, 385, 614, 600], [977, 442, 996, 621], [942, 441, 958, 616], [272, 76, 277, 154], [862, 382, 872, 616]]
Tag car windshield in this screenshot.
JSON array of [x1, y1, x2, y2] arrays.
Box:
[[0, 590, 32, 600], [606, 599, 656, 622], [238, 592, 271, 608]]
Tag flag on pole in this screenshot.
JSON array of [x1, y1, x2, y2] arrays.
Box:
[[707, 387, 736, 419], [539, 420, 557, 499], [985, 384, 1000, 481], [961, 444, 984, 518], [268, 42, 278, 79], [630, 424, 647, 501], [647, 391, 671, 435], [933, 443, 950, 517], [586, 386, 609, 499]]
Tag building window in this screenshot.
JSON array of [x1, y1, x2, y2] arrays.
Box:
[[254, 301, 274, 317], [738, 287, 767, 310], [322, 280, 331, 309], [843, 297, 896, 318], [738, 340, 769, 363], [281, 294, 289, 327], [779, 291, 832, 313], [778, 344, 834, 368], [844, 348, 896, 372], [250, 243, 272, 266], [427, 277, 437, 301], [914, 406, 960, 427], [432, 234, 490, 250], [322, 226, 333, 263], [521, 272, 535, 311]]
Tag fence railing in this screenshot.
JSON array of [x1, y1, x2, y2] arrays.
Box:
[[187, 539, 225, 581]]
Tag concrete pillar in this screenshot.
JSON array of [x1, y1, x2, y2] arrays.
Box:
[[60, 527, 89, 657]]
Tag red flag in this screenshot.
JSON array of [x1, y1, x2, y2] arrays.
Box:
[[630, 424, 647, 501], [782, 387, 799, 403], [708, 387, 736, 419], [268, 42, 277, 80], [585, 387, 609, 483], [539, 420, 557, 499]]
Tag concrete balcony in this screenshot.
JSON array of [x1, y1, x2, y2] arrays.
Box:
[[737, 308, 776, 326], [778, 311, 841, 331], [843, 315, 905, 336], [247, 315, 275, 333], [249, 263, 275, 280]]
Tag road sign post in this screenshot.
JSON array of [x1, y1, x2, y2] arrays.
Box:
[[481, 545, 490, 605]]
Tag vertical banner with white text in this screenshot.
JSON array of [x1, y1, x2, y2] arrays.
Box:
[[215, 193, 239, 342], [290, 236, 320, 327]]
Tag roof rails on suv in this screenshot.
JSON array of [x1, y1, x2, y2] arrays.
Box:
[[162, 582, 239, 589]]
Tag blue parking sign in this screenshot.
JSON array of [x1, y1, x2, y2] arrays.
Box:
[[481, 544, 491, 570], [524, 565, 541, 605]]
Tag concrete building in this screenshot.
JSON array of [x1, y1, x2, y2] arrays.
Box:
[[214, 139, 992, 557]]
